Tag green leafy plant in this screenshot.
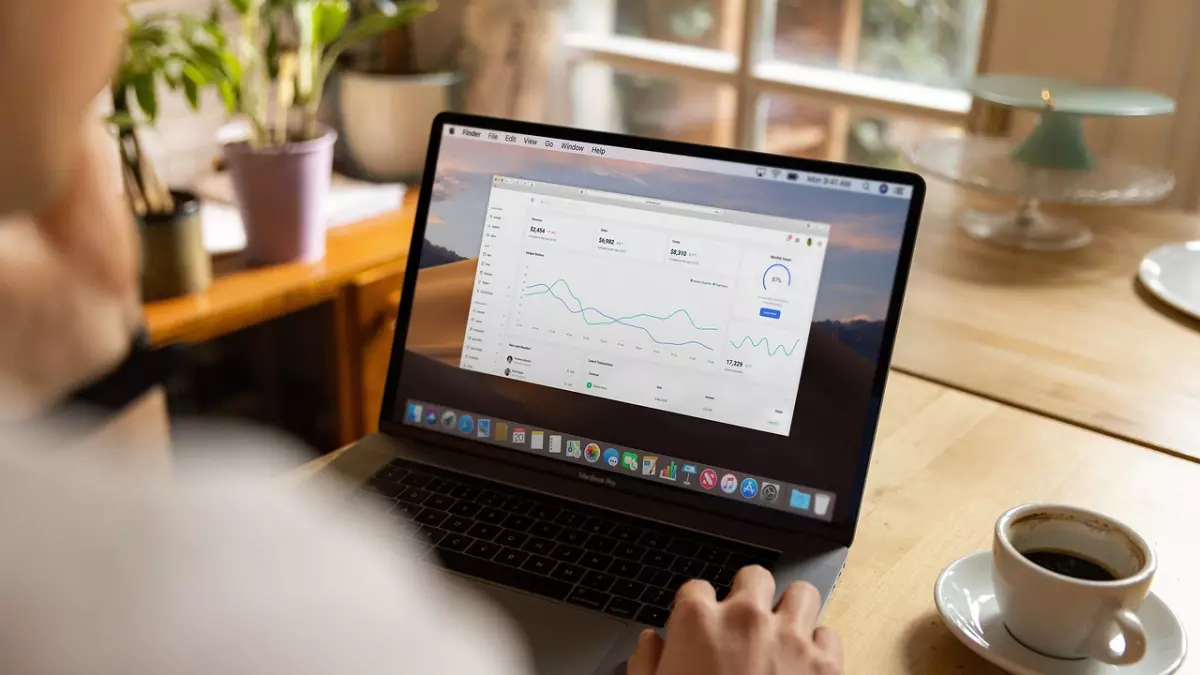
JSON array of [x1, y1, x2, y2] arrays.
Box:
[[345, 0, 422, 75], [110, 6, 240, 216], [225, 0, 435, 146]]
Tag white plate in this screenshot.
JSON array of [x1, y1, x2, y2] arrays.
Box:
[[935, 551, 1186, 675], [1139, 242, 1200, 321]]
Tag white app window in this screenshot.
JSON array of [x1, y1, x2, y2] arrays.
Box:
[[460, 178, 829, 436]]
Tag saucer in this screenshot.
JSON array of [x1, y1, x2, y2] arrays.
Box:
[[1139, 242, 1200, 321], [935, 551, 1187, 675]]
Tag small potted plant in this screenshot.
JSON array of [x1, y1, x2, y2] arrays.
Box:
[[110, 7, 238, 301], [338, 0, 452, 180], [222, 0, 432, 264]]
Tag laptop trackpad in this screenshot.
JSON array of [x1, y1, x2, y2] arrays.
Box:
[[466, 578, 629, 675]]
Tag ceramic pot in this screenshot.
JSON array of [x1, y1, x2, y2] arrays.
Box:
[[225, 127, 337, 264], [140, 190, 211, 301], [338, 70, 460, 181]]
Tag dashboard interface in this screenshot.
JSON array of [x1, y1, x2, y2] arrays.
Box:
[[462, 177, 829, 435], [391, 120, 917, 523]]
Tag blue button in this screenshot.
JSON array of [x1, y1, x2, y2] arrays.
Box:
[[740, 478, 759, 499], [790, 489, 812, 510], [759, 308, 781, 319]]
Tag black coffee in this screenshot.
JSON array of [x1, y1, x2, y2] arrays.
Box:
[[1021, 548, 1117, 581]]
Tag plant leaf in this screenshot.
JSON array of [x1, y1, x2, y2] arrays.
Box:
[[132, 73, 159, 122], [183, 76, 201, 109], [314, 0, 350, 46], [228, 0, 252, 15], [107, 111, 139, 130], [217, 80, 238, 113], [192, 43, 228, 73], [345, 2, 431, 46], [323, 1, 432, 69]]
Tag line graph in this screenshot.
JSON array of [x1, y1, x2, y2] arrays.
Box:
[[729, 336, 803, 356], [523, 279, 716, 350]]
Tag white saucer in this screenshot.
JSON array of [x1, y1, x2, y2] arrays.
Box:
[[935, 551, 1187, 675], [1139, 242, 1200, 321]]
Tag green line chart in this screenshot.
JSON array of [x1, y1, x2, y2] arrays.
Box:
[[523, 279, 718, 350], [728, 335, 803, 356]]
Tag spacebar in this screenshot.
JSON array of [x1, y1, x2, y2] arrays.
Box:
[[438, 550, 573, 600]]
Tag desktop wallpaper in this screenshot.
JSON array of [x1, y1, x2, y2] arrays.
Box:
[[393, 134, 917, 521]]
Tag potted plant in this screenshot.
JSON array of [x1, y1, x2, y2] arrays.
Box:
[[338, 0, 452, 180], [110, 6, 238, 301], [221, 0, 431, 264]]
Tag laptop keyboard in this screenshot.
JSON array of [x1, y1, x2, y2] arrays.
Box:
[[356, 458, 779, 627]]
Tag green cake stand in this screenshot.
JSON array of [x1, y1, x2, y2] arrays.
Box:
[[910, 74, 1176, 251]]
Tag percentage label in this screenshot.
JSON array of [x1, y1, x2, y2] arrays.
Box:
[[771, 276, 782, 283]]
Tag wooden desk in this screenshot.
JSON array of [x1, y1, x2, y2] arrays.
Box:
[[143, 192, 419, 443], [894, 181, 1200, 461], [300, 373, 1200, 674]]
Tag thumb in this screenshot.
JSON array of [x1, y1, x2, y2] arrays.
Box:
[[626, 629, 664, 675]]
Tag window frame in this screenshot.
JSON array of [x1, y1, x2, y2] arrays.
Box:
[[561, 0, 980, 161], [561, 0, 1200, 210]]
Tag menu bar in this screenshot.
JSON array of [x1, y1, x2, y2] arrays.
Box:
[[404, 399, 837, 522], [445, 124, 912, 199]]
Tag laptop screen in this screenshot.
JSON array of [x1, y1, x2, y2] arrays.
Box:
[[386, 116, 920, 528]]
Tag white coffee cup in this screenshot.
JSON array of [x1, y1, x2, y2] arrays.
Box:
[[992, 503, 1155, 664]]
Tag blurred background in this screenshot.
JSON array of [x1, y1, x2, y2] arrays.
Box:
[[119, 0, 1198, 463]]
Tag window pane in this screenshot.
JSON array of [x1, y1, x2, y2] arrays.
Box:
[[570, 61, 734, 145], [764, 95, 958, 165], [570, 0, 736, 51], [771, 0, 987, 88], [763, 97, 833, 159]]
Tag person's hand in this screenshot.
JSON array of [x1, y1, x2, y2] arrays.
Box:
[[627, 567, 843, 675]]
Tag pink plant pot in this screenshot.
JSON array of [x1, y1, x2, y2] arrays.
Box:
[[225, 128, 337, 264]]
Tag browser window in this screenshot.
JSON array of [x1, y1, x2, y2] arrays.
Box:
[[462, 176, 830, 435]]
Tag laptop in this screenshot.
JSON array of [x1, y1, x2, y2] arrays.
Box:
[[326, 113, 925, 675]]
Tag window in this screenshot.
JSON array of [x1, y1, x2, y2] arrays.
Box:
[[564, 0, 981, 165], [560, 0, 1200, 210]]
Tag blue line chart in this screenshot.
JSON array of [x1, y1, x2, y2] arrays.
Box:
[[523, 280, 716, 350]]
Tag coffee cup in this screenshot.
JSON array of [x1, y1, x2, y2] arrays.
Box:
[[992, 503, 1155, 664]]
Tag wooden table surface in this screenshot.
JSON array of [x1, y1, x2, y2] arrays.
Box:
[[300, 372, 1200, 674], [893, 181, 1200, 461], [144, 192, 419, 346]]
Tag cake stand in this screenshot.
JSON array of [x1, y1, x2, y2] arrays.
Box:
[[909, 75, 1176, 251]]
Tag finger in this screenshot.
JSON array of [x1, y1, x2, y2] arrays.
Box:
[[626, 628, 664, 675], [813, 626, 844, 668], [675, 578, 717, 606], [728, 564, 776, 607], [775, 581, 822, 632]]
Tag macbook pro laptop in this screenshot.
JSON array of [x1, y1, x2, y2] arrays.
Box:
[[326, 113, 926, 675]]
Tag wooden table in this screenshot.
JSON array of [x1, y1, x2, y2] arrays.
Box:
[[893, 181, 1200, 461], [300, 372, 1200, 674], [143, 192, 419, 444]]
